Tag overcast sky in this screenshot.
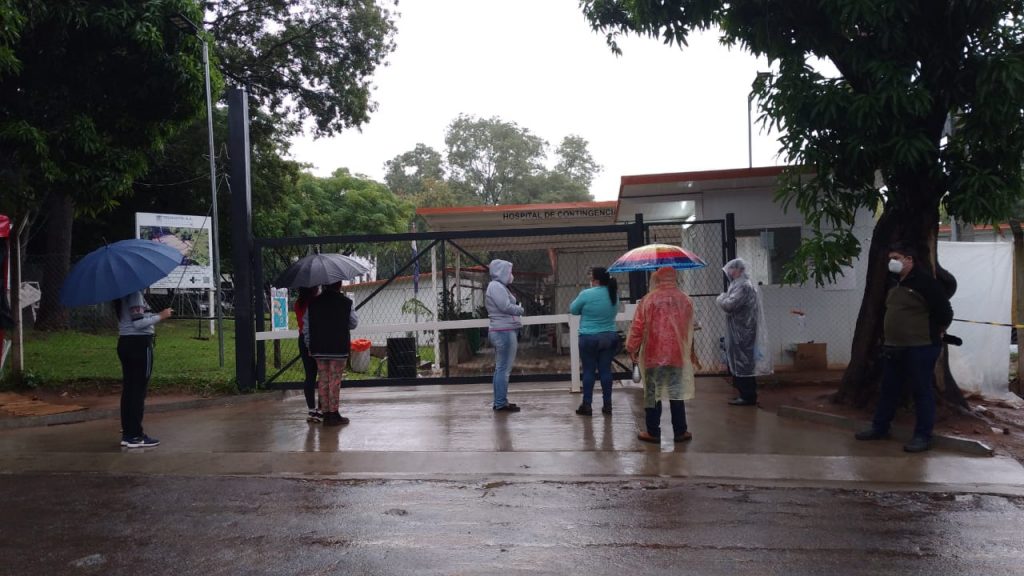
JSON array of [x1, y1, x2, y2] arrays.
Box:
[[289, 0, 785, 202]]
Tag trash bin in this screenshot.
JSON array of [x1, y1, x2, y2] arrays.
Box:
[[387, 337, 417, 378], [349, 338, 372, 373]]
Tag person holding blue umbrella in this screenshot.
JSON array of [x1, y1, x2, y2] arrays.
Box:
[[114, 291, 172, 448], [61, 239, 182, 448]]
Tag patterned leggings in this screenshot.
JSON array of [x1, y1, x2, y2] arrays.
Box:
[[315, 358, 346, 413]]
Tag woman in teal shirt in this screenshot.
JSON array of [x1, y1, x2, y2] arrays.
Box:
[[569, 267, 620, 416]]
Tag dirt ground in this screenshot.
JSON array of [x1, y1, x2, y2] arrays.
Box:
[[758, 369, 1024, 464]]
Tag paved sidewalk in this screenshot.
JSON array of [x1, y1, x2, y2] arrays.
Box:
[[1, 378, 1022, 494]]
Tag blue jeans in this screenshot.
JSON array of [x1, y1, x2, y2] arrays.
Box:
[[579, 332, 618, 407], [872, 344, 941, 440], [489, 330, 518, 409]]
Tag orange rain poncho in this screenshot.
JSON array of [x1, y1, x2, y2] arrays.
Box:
[[625, 267, 696, 401]]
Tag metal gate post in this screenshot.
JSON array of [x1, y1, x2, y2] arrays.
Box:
[[724, 212, 737, 292], [228, 87, 256, 392], [627, 213, 647, 301]]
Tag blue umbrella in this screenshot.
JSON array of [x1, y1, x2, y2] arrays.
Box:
[[60, 240, 183, 307]]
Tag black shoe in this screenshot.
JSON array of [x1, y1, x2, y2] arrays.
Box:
[[903, 436, 932, 453], [494, 403, 521, 413], [854, 428, 890, 441], [322, 412, 350, 427], [575, 404, 593, 416], [601, 404, 612, 415], [728, 398, 757, 406]]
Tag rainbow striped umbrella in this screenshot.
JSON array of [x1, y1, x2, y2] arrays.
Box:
[[608, 243, 707, 272]]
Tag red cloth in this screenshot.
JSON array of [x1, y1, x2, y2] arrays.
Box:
[[295, 298, 310, 332]]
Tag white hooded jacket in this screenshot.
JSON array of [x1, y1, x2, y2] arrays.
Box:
[[485, 259, 524, 331]]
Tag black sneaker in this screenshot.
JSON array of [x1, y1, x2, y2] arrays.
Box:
[[601, 404, 613, 415], [575, 404, 593, 416], [903, 436, 932, 453], [494, 403, 521, 412], [323, 412, 350, 427], [854, 428, 890, 441], [306, 409, 323, 423], [122, 435, 160, 448]]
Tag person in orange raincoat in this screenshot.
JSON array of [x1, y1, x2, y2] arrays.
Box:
[[626, 266, 696, 444]]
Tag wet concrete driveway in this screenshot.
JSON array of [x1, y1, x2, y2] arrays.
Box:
[[0, 380, 1022, 492], [2, 474, 1022, 576], [2, 379, 1024, 574]]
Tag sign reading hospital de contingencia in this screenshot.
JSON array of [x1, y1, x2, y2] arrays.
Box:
[[501, 207, 614, 222]]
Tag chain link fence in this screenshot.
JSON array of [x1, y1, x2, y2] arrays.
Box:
[[257, 220, 732, 388]]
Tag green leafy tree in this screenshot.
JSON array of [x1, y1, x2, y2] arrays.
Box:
[[445, 114, 549, 205], [582, 1, 1024, 406], [383, 143, 446, 196], [0, 0, 208, 330], [508, 172, 593, 205], [442, 115, 597, 206], [258, 168, 415, 279], [206, 0, 397, 137], [554, 135, 602, 190]]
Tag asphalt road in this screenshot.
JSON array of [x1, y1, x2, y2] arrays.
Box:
[[2, 474, 1022, 576]]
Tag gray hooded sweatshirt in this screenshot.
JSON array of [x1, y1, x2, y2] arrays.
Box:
[[485, 259, 524, 331]]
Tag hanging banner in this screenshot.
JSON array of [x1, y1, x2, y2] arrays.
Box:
[[135, 212, 213, 289]]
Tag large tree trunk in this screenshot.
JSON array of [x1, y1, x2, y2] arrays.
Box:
[[33, 193, 74, 331], [836, 185, 967, 409], [835, 209, 897, 406]]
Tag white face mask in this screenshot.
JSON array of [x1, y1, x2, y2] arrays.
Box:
[[888, 258, 904, 274]]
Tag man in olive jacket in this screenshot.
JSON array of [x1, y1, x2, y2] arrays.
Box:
[[856, 244, 953, 453]]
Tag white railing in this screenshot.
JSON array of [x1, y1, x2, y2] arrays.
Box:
[[257, 304, 636, 392]]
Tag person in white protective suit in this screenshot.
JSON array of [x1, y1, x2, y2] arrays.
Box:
[[716, 258, 772, 405]]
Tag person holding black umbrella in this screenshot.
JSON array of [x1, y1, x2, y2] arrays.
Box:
[[115, 292, 172, 448], [294, 286, 321, 422], [303, 281, 359, 426]]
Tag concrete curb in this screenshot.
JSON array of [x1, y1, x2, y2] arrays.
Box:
[[777, 405, 994, 456], [0, 391, 287, 431]]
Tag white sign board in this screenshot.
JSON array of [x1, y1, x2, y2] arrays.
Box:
[[135, 212, 213, 289]]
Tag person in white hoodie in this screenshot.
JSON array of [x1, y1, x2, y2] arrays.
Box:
[[486, 259, 524, 412]]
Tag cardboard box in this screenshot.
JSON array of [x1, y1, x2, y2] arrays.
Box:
[[794, 343, 827, 371]]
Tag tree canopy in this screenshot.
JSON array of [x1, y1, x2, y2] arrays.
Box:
[[206, 0, 398, 137], [386, 115, 600, 207], [0, 0, 208, 218], [582, 0, 1024, 284]]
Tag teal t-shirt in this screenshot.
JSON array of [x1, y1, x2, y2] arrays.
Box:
[[569, 286, 619, 335]]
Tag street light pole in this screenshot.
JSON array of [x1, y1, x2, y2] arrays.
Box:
[[201, 39, 225, 368], [171, 13, 224, 366]]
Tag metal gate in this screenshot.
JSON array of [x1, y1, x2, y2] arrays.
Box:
[[254, 216, 732, 390]]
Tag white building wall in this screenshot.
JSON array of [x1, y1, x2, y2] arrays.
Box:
[[700, 192, 874, 368]]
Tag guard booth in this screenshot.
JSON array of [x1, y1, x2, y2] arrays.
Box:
[[251, 201, 733, 391]]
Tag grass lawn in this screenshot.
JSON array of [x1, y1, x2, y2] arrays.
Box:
[[7, 315, 440, 392], [10, 318, 237, 394]]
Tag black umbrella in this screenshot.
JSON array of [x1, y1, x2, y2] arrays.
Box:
[[273, 253, 370, 288]]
